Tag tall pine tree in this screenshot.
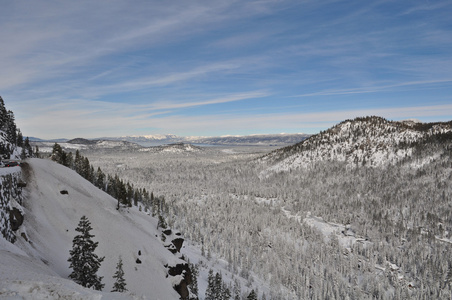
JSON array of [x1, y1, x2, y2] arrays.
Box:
[[68, 216, 105, 290], [111, 256, 128, 292]]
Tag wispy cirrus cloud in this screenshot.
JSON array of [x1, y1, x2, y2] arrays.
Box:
[[291, 79, 452, 98], [2, 0, 452, 138]]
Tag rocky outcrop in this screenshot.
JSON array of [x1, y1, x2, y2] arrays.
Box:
[[9, 207, 24, 231], [161, 228, 191, 299], [1, 171, 24, 243], [167, 263, 192, 300], [162, 229, 185, 254]]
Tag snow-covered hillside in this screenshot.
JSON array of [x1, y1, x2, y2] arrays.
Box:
[[33, 139, 142, 153], [0, 158, 183, 299], [139, 143, 202, 154], [262, 116, 452, 174]]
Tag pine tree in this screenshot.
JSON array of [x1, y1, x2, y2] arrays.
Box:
[[188, 262, 199, 299], [222, 282, 231, 300], [51, 143, 65, 165], [214, 272, 223, 298], [5, 110, 17, 145], [95, 167, 105, 190], [24, 137, 33, 157], [68, 216, 105, 290], [157, 214, 167, 229], [0, 96, 7, 130], [112, 256, 128, 292], [247, 289, 257, 300], [233, 279, 241, 300], [205, 269, 215, 300], [16, 129, 23, 147]]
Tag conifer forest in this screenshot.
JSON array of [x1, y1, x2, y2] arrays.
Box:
[[80, 118, 452, 299]]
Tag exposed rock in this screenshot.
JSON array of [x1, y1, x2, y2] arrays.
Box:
[[60, 190, 68, 195], [164, 244, 178, 254], [21, 232, 29, 242], [9, 207, 24, 231], [17, 181, 27, 188], [171, 238, 184, 253], [162, 229, 172, 236], [167, 263, 192, 300], [136, 258, 142, 264]]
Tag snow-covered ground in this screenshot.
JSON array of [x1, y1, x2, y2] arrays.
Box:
[[0, 158, 182, 299]]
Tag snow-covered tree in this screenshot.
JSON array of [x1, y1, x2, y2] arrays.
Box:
[[111, 256, 127, 293], [205, 269, 215, 300], [188, 262, 199, 299], [68, 216, 105, 290]]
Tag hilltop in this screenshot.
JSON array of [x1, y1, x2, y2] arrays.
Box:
[[262, 116, 452, 173]]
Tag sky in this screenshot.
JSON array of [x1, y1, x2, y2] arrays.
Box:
[[1, 0, 452, 139]]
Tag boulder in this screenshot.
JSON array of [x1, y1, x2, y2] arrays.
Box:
[[9, 207, 24, 231], [171, 238, 184, 253]]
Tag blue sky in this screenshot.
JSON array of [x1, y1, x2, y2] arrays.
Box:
[[2, 0, 452, 139]]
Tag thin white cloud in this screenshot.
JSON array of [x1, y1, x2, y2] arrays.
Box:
[[291, 79, 452, 98]]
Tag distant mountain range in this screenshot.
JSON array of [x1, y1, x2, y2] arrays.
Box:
[[31, 133, 311, 147], [110, 133, 311, 146]]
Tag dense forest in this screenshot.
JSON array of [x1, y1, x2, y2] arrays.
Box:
[[84, 117, 452, 299]]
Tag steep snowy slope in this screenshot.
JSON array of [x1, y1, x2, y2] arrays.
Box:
[[262, 116, 452, 174], [1, 158, 182, 299]]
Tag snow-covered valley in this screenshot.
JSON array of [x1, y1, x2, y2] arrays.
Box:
[[2, 116, 452, 299], [79, 117, 452, 299]]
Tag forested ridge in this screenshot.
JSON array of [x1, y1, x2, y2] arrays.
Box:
[[85, 116, 452, 299]]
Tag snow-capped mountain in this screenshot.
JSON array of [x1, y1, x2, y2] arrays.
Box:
[[110, 133, 310, 146], [112, 134, 181, 146], [0, 159, 187, 299], [262, 116, 452, 173]]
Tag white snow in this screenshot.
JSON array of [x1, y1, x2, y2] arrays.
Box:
[[0, 158, 182, 299]]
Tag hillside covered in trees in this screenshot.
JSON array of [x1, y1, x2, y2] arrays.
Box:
[[85, 116, 452, 299]]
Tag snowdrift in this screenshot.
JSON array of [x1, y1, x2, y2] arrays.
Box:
[[0, 158, 181, 299]]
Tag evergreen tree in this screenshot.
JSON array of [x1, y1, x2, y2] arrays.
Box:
[[95, 167, 105, 190], [0, 96, 7, 130], [74, 150, 83, 174], [205, 269, 215, 300], [233, 279, 241, 300], [51, 143, 66, 165], [24, 137, 33, 157], [16, 129, 23, 147], [5, 110, 17, 144], [188, 262, 199, 299], [247, 289, 257, 300], [68, 216, 105, 290], [157, 214, 167, 229], [214, 272, 223, 298], [20, 145, 26, 160], [111, 256, 128, 292], [222, 282, 231, 300], [34, 145, 40, 158]]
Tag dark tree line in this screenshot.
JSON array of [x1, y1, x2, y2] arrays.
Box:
[[51, 144, 168, 214], [0, 96, 33, 159]]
